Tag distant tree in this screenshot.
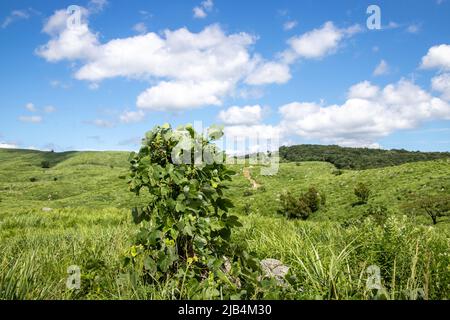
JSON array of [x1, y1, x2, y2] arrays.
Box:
[[41, 160, 51, 169], [354, 182, 371, 204], [412, 195, 450, 225]]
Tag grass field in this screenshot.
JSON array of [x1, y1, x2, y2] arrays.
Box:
[[0, 148, 449, 300]]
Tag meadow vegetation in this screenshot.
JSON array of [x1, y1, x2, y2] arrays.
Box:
[[0, 141, 449, 300]]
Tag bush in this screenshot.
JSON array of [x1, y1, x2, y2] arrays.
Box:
[[354, 182, 371, 204], [29, 177, 37, 182], [125, 124, 259, 299], [279, 187, 325, 220], [41, 161, 50, 169], [364, 204, 390, 225]]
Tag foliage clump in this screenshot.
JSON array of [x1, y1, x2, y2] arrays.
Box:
[[41, 160, 51, 169], [405, 194, 450, 225], [354, 182, 371, 204], [279, 187, 325, 220], [125, 124, 259, 299]]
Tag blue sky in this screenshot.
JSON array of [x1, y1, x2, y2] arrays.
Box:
[[1, 0, 450, 152]]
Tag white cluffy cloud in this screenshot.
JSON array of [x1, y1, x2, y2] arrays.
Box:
[[245, 62, 291, 85], [37, 8, 299, 112], [432, 73, 450, 101], [37, 8, 362, 113], [193, 0, 214, 19], [282, 21, 361, 62], [420, 44, 450, 70], [218, 105, 263, 125], [279, 80, 450, 147]]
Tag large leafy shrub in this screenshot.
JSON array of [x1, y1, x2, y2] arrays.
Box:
[[279, 187, 325, 220], [125, 124, 259, 299]]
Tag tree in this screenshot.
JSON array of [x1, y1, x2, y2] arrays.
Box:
[[354, 182, 371, 204], [412, 195, 450, 225]]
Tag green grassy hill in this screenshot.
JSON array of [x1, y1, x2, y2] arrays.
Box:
[[0, 148, 449, 299]]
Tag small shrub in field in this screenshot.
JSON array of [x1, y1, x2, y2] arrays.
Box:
[[279, 192, 310, 220], [303, 187, 322, 212], [354, 182, 370, 204], [125, 124, 259, 299], [29, 177, 37, 182], [243, 190, 253, 197], [279, 187, 325, 220], [364, 204, 390, 225], [41, 161, 50, 169], [332, 169, 343, 176]]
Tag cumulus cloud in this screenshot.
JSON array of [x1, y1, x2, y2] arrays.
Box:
[[421, 44, 450, 70], [19, 115, 42, 123], [373, 59, 390, 76], [432, 73, 450, 100], [282, 21, 361, 62], [137, 79, 231, 110], [37, 14, 268, 111], [37, 8, 362, 112], [37, 9, 99, 62], [193, 0, 213, 19], [222, 124, 282, 155], [279, 80, 450, 147], [245, 61, 291, 85], [218, 105, 263, 125], [347, 81, 380, 99]]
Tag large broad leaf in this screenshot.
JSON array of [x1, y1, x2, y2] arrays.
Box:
[[216, 198, 235, 211], [207, 124, 224, 141], [132, 207, 148, 224], [143, 256, 157, 273]]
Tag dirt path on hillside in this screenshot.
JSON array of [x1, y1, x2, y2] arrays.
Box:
[[243, 167, 261, 190]]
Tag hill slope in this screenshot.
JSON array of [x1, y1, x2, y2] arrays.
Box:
[[0, 148, 449, 300]]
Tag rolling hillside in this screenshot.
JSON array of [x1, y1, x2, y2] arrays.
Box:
[[0, 147, 449, 299]]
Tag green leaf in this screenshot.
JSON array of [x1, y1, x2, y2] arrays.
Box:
[[144, 256, 157, 273], [207, 124, 224, 140]]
